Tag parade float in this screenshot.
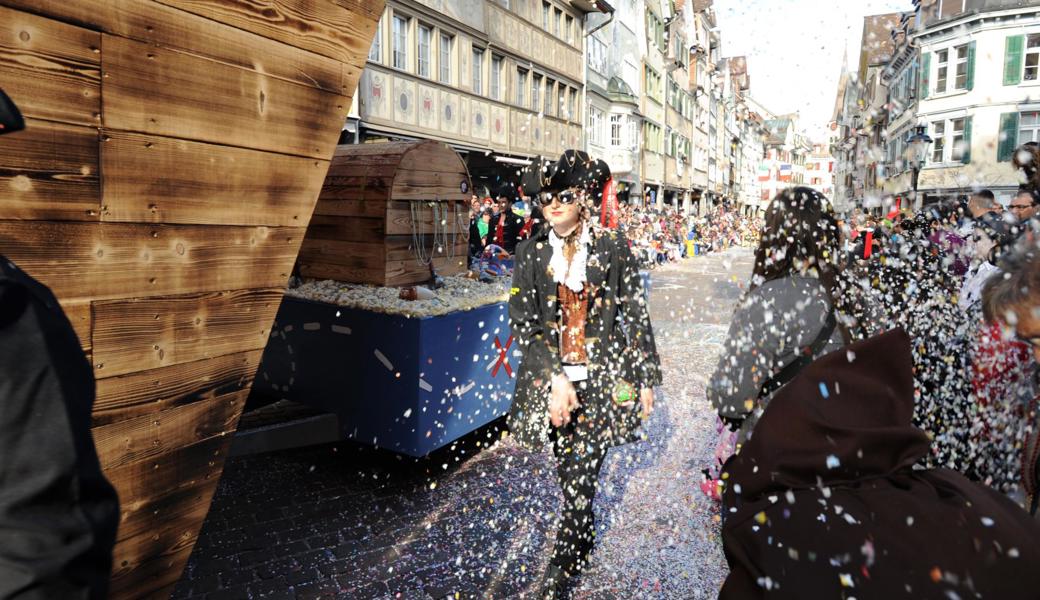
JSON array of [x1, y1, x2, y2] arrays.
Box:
[[255, 140, 518, 456], [0, 1, 382, 597]]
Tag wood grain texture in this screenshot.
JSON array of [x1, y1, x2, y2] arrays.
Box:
[[0, 5, 100, 126], [101, 34, 349, 160], [0, 0, 353, 95], [0, 221, 302, 302], [93, 350, 261, 427], [151, 0, 381, 65], [0, 118, 100, 221], [101, 130, 327, 226], [92, 288, 283, 378], [58, 299, 92, 356], [93, 388, 244, 470]]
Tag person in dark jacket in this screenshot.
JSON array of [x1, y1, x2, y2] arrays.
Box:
[[509, 150, 661, 599], [0, 259, 120, 600], [492, 184, 525, 254], [0, 88, 119, 600], [719, 328, 1040, 599]]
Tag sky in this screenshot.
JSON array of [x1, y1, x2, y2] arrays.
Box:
[[714, 0, 910, 143]]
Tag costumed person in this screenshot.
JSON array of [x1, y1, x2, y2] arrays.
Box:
[[0, 88, 119, 599], [493, 183, 525, 254], [718, 328, 1040, 599], [508, 150, 661, 599], [704, 187, 852, 498]]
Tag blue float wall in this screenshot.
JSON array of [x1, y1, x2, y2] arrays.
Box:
[[255, 297, 517, 457]]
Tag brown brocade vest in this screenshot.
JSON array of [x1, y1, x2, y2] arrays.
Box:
[[558, 282, 593, 364]]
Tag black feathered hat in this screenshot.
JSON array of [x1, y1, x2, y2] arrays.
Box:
[[494, 182, 518, 203], [518, 155, 555, 197], [543, 150, 612, 207]]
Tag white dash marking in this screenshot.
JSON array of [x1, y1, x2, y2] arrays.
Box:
[[303, 322, 320, 331], [419, 378, 433, 392], [332, 324, 352, 335], [374, 349, 394, 371]]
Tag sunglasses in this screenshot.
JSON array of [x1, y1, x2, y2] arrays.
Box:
[[539, 191, 578, 207], [1009, 203, 1036, 211]]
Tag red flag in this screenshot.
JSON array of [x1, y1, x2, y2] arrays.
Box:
[[600, 178, 618, 229], [863, 230, 874, 259]]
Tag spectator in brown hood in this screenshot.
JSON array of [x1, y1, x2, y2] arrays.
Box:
[[718, 328, 1040, 599]]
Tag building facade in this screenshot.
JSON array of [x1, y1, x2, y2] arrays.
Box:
[[350, 0, 602, 194]]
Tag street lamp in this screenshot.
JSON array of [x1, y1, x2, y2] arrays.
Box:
[[906, 125, 933, 211]]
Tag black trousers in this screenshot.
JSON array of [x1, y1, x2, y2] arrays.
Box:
[[548, 406, 608, 576]]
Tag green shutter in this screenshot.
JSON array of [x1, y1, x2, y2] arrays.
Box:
[[966, 41, 976, 90], [920, 52, 931, 99], [962, 116, 973, 164], [998, 112, 1021, 161], [1005, 35, 1024, 86]]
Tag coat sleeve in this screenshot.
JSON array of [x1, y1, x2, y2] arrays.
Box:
[[509, 242, 562, 382], [0, 276, 119, 600], [707, 296, 771, 419], [615, 236, 663, 389]]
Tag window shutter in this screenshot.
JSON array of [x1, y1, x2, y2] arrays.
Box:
[[920, 52, 931, 99], [1005, 35, 1024, 86], [966, 41, 976, 90], [962, 116, 973, 165], [998, 112, 1021, 161]]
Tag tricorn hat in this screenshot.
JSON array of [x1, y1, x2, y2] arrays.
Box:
[[518, 155, 555, 197], [543, 150, 612, 207]]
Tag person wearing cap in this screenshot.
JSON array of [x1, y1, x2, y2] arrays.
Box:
[[508, 150, 661, 599]]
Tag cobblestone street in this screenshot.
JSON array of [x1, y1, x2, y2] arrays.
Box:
[[171, 248, 754, 600]]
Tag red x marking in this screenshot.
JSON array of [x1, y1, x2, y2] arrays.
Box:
[[492, 335, 514, 378]]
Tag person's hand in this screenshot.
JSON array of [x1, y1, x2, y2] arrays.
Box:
[[549, 372, 578, 427], [640, 387, 654, 419]]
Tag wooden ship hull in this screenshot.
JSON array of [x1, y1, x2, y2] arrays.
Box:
[[0, 1, 382, 597]]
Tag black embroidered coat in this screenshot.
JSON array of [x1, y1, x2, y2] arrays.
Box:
[[507, 225, 662, 451]]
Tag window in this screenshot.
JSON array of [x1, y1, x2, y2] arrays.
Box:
[[557, 85, 565, 118], [588, 106, 604, 145], [643, 122, 662, 153], [368, 21, 382, 62], [628, 119, 638, 148], [931, 121, 945, 163], [646, 10, 664, 49], [1025, 34, 1040, 81], [554, 8, 562, 37], [471, 48, 484, 94], [644, 66, 662, 103], [951, 117, 966, 162], [935, 49, 948, 94], [611, 114, 622, 146], [516, 68, 527, 107], [544, 79, 554, 116], [543, 2, 550, 29], [1020, 111, 1040, 145], [565, 15, 574, 44], [392, 15, 409, 70], [532, 74, 542, 113], [569, 88, 577, 122], [589, 37, 607, 74], [417, 24, 432, 77], [490, 55, 502, 100], [439, 33, 453, 84], [954, 44, 969, 90]]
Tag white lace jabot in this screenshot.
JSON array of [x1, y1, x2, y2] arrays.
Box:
[[547, 224, 590, 293]]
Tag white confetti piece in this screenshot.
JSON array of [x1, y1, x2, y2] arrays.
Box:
[[332, 324, 352, 335], [374, 349, 394, 371], [303, 322, 320, 331]]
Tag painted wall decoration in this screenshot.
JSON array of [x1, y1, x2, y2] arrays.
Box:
[[418, 84, 437, 130], [471, 100, 489, 141], [363, 70, 390, 120], [394, 77, 417, 126], [440, 89, 459, 135], [490, 105, 508, 146]]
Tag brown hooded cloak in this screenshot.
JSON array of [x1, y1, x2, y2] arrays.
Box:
[[719, 328, 1040, 599]]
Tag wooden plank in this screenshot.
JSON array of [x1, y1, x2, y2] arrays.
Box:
[[303, 215, 385, 243], [397, 141, 468, 175], [103, 435, 233, 599], [0, 0, 352, 95], [324, 162, 401, 177], [101, 34, 349, 160], [385, 236, 467, 262], [386, 201, 470, 235], [299, 256, 462, 286], [101, 130, 327, 226], [93, 350, 262, 427], [58, 299, 92, 356], [312, 196, 390, 217], [92, 387, 244, 470], [92, 288, 283, 378], [0, 221, 303, 303], [0, 5, 100, 126], [151, 0, 383, 66], [0, 118, 100, 221]]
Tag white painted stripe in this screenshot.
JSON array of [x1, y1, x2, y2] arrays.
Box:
[[303, 322, 320, 331], [455, 381, 475, 396], [419, 378, 433, 392], [332, 324, 352, 335], [283, 325, 294, 332], [374, 349, 394, 371]]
